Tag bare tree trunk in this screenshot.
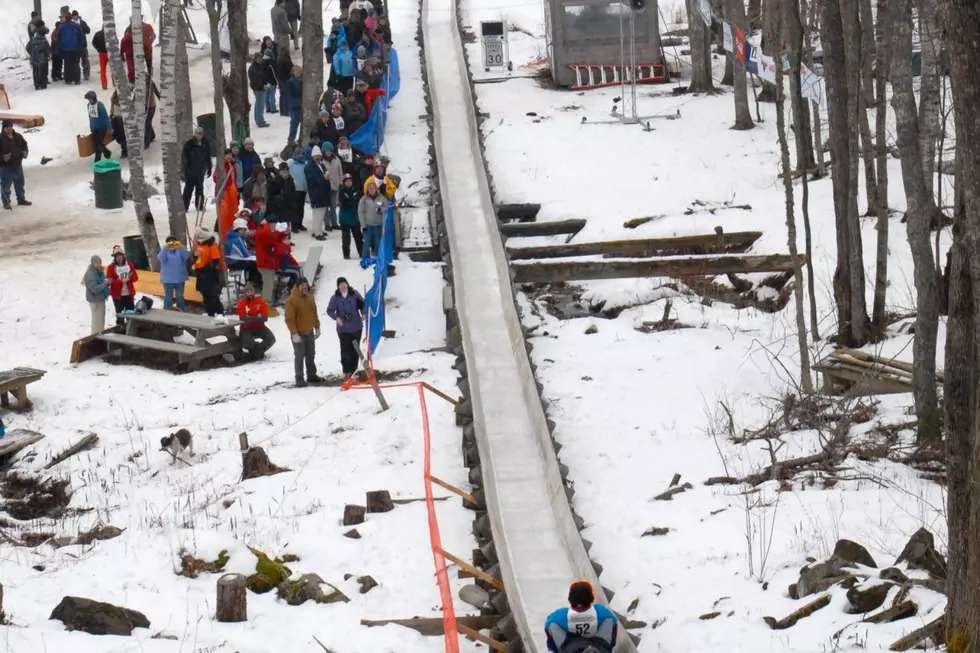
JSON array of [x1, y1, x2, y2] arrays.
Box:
[[857, 0, 878, 216], [786, 0, 813, 170], [803, 0, 826, 177], [773, 14, 814, 393], [917, 0, 941, 201], [159, 0, 187, 242], [824, 0, 871, 346], [722, 52, 734, 86], [225, 0, 249, 137], [688, 0, 715, 93], [176, 14, 194, 145], [728, 0, 753, 128], [859, 0, 876, 104], [872, 0, 891, 331], [748, 0, 763, 28], [101, 0, 160, 270], [938, 0, 980, 639], [34, 0, 43, 16], [300, 0, 324, 140], [205, 0, 227, 157], [893, 0, 940, 441]]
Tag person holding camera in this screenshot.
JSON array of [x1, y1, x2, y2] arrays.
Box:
[[325, 277, 365, 380]]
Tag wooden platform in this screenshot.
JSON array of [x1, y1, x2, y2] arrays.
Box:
[[499, 219, 587, 239], [0, 113, 45, 128], [507, 231, 763, 260], [0, 367, 46, 412], [814, 347, 943, 396]]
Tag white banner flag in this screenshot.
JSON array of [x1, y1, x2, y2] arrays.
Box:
[[800, 63, 827, 111], [722, 21, 733, 52], [757, 54, 777, 83], [698, 0, 713, 26]]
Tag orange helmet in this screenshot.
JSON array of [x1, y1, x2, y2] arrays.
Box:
[[568, 580, 594, 609]]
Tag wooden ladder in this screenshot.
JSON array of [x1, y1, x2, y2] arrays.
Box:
[[569, 63, 666, 89]]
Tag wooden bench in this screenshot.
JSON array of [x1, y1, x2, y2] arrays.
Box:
[[0, 367, 46, 412], [302, 245, 323, 287], [0, 113, 45, 128], [97, 332, 207, 358]]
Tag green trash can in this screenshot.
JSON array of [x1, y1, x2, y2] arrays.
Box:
[[196, 113, 217, 143], [123, 235, 150, 271], [92, 159, 124, 209]]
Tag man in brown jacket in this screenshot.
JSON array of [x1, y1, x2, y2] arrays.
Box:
[[285, 277, 322, 387]]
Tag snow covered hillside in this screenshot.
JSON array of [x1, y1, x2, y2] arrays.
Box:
[[0, 1, 481, 652], [458, 0, 951, 650]]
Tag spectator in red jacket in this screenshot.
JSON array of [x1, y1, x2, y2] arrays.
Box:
[[236, 283, 276, 360], [105, 244, 139, 325], [120, 23, 154, 81], [364, 86, 386, 116], [253, 217, 278, 303]]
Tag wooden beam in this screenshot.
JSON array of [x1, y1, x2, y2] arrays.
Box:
[[439, 548, 504, 591], [421, 382, 460, 406], [496, 203, 541, 222], [457, 623, 508, 652], [507, 231, 763, 260], [361, 615, 498, 636], [499, 219, 587, 238], [428, 474, 476, 504], [511, 254, 802, 284]]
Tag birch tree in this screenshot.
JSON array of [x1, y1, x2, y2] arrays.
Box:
[[938, 0, 980, 641], [225, 0, 249, 135], [159, 0, 187, 242], [175, 14, 194, 145], [100, 0, 160, 270], [300, 0, 324, 140], [205, 0, 227, 156]]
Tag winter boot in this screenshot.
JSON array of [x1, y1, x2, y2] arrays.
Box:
[[16, 199, 31, 206], [2, 199, 11, 210], [295, 378, 308, 388]]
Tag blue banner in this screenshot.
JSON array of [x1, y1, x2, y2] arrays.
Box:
[[350, 95, 388, 155], [384, 48, 400, 100], [361, 199, 397, 356]]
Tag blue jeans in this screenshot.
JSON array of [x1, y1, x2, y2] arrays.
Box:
[[288, 107, 301, 142], [163, 282, 187, 310], [362, 225, 382, 260], [253, 89, 268, 126], [266, 85, 278, 112], [280, 86, 289, 114], [0, 165, 26, 203]]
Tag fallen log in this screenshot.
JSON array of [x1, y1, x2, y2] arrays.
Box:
[[511, 254, 802, 284], [862, 600, 917, 624], [499, 219, 586, 239], [888, 615, 945, 651], [360, 615, 497, 636], [506, 231, 763, 260], [45, 433, 99, 469], [763, 594, 831, 630], [742, 450, 839, 486]]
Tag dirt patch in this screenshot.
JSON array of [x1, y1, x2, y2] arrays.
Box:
[[208, 381, 293, 405], [315, 368, 423, 387], [0, 473, 72, 521]]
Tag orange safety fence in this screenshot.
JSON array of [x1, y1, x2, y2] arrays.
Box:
[[343, 375, 461, 653]]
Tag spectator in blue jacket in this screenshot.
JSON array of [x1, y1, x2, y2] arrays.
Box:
[[304, 146, 332, 241], [286, 65, 303, 143], [225, 216, 261, 285], [57, 10, 85, 85], [325, 276, 365, 379], [288, 151, 308, 231], [332, 40, 356, 93], [84, 90, 111, 161], [158, 236, 191, 311], [236, 138, 261, 193]]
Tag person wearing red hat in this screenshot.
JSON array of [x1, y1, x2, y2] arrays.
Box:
[[105, 245, 139, 326], [544, 581, 618, 653]]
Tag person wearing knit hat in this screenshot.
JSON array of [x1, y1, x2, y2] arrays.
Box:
[[304, 144, 332, 241], [326, 276, 366, 380], [236, 281, 276, 360], [193, 227, 225, 317], [158, 234, 191, 311], [105, 244, 139, 326]]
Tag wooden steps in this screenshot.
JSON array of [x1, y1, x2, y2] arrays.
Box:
[[814, 347, 943, 395], [499, 219, 587, 239], [511, 254, 801, 284], [507, 231, 763, 260], [0, 113, 45, 128]]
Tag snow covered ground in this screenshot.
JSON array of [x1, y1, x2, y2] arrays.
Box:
[[458, 0, 950, 650], [0, 1, 481, 652]]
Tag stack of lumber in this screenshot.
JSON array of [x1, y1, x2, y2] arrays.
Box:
[[814, 347, 944, 395]]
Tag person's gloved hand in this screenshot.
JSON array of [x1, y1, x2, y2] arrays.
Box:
[[314, 327, 321, 339], [291, 333, 301, 343]]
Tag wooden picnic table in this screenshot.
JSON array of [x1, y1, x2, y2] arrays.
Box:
[[0, 367, 46, 412], [96, 309, 242, 370]]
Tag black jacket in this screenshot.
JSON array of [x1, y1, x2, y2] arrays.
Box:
[[263, 60, 279, 86], [339, 184, 360, 210], [310, 119, 340, 149], [343, 100, 367, 133], [284, 0, 301, 21], [0, 131, 28, 168], [78, 18, 90, 46], [182, 137, 213, 178], [248, 62, 267, 92], [92, 28, 106, 53], [268, 174, 298, 220]]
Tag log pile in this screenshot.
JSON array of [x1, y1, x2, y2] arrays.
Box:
[[814, 347, 944, 396]]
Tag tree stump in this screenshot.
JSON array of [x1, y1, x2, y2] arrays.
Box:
[[240, 447, 289, 482], [343, 504, 366, 526], [216, 573, 247, 623], [366, 490, 394, 513]]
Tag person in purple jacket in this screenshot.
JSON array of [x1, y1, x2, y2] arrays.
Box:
[[325, 276, 365, 379]]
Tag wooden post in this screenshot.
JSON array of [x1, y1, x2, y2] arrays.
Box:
[[353, 342, 389, 412], [365, 490, 395, 513], [238, 431, 249, 451], [216, 573, 247, 622], [428, 474, 476, 504]]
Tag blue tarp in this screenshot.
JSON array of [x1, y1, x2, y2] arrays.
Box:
[[349, 95, 388, 155], [384, 48, 400, 100], [361, 199, 397, 356]]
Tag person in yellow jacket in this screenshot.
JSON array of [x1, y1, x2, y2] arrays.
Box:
[[284, 276, 322, 387], [362, 160, 397, 198]]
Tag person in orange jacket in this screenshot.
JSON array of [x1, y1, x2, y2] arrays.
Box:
[[214, 148, 240, 243], [193, 227, 224, 316], [236, 283, 276, 360]]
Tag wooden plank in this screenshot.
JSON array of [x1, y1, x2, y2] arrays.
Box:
[[496, 203, 541, 222], [360, 615, 498, 636], [97, 333, 206, 355], [813, 363, 913, 395], [836, 346, 945, 381], [507, 231, 763, 260], [511, 254, 801, 284], [44, 433, 99, 469], [0, 429, 45, 458], [0, 113, 45, 128], [70, 327, 122, 363], [124, 308, 241, 330], [427, 474, 476, 504], [0, 367, 46, 393], [421, 382, 459, 406], [499, 219, 587, 238], [438, 549, 504, 591], [302, 246, 323, 287], [457, 623, 508, 652]]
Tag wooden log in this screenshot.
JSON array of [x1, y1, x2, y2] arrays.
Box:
[[0, 429, 45, 459], [653, 482, 692, 500], [216, 573, 247, 622], [499, 219, 587, 238], [428, 475, 477, 504], [506, 231, 763, 260], [360, 615, 498, 636], [889, 615, 945, 651], [763, 594, 831, 630], [495, 203, 540, 222], [343, 504, 366, 526], [511, 254, 802, 284], [366, 490, 395, 513], [439, 548, 505, 591], [44, 433, 99, 469], [240, 447, 289, 481], [837, 347, 945, 381], [457, 623, 508, 652], [862, 600, 917, 624]]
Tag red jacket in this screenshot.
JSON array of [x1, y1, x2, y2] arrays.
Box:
[[254, 222, 278, 270], [275, 236, 299, 267], [120, 32, 135, 81], [364, 87, 386, 116], [215, 161, 236, 195], [236, 295, 270, 329], [105, 261, 138, 299]]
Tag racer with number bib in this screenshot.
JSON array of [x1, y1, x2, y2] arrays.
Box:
[[544, 580, 618, 653]]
